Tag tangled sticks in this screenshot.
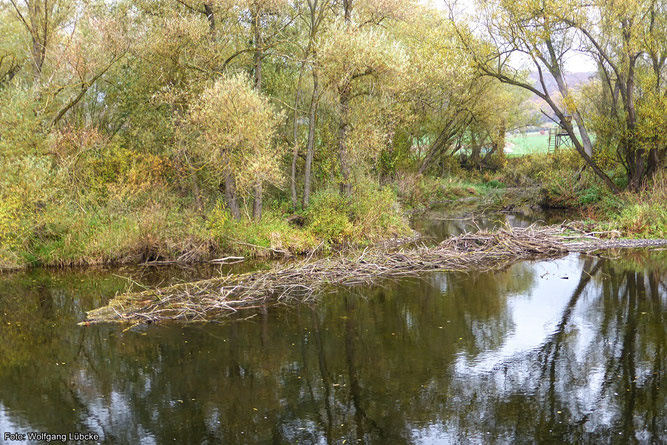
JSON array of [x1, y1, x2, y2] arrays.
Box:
[[81, 226, 667, 325]]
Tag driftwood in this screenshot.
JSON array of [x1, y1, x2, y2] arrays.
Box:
[[81, 225, 667, 325]]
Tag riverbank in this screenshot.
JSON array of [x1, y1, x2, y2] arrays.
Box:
[[3, 153, 666, 272], [0, 174, 555, 272], [0, 185, 413, 271], [81, 225, 667, 325]]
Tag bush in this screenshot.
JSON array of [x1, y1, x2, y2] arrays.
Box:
[[208, 201, 318, 256], [348, 184, 410, 242], [305, 184, 410, 246], [615, 204, 667, 238], [305, 190, 353, 244], [0, 195, 28, 252]]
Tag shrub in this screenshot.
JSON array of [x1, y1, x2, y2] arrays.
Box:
[[305, 190, 353, 244], [0, 195, 28, 252], [305, 184, 410, 246], [612, 172, 667, 238], [348, 184, 410, 242], [208, 201, 318, 256]]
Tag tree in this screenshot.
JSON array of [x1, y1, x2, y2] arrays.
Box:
[[186, 73, 284, 220], [5, 0, 72, 80], [245, 0, 291, 217], [450, 0, 617, 191], [451, 0, 667, 192], [571, 0, 667, 190], [318, 0, 412, 196], [296, 0, 336, 209]]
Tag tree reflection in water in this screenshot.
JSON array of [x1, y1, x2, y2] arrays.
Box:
[[0, 252, 664, 443]]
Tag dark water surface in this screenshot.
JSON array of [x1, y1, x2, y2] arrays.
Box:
[[0, 221, 665, 444]]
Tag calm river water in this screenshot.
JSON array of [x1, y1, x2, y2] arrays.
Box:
[[0, 212, 665, 444]]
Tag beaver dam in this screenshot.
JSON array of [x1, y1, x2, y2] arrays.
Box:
[[81, 225, 667, 325]]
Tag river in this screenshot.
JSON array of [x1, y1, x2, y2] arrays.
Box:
[[0, 211, 665, 444]]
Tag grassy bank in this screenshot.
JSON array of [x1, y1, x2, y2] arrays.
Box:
[[0, 184, 411, 270], [395, 149, 667, 239]]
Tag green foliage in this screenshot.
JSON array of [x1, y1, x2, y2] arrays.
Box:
[[186, 73, 285, 195], [208, 208, 317, 257], [348, 184, 409, 242], [305, 190, 354, 244], [305, 185, 410, 246], [0, 0, 665, 271], [614, 204, 667, 238], [0, 86, 46, 157], [0, 195, 28, 253]]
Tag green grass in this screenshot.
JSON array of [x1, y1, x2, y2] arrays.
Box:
[[506, 129, 596, 156], [506, 132, 550, 155]]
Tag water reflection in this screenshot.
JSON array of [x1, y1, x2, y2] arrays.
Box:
[[0, 251, 664, 443], [413, 209, 568, 242]]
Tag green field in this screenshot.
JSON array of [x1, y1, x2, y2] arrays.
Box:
[[506, 132, 551, 155]]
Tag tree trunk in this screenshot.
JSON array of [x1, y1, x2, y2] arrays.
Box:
[[338, 85, 352, 196], [31, 35, 46, 79], [624, 55, 644, 192], [224, 173, 241, 220], [251, 8, 264, 216], [252, 9, 263, 91], [343, 0, 352, 20], [29, 1, 47, 80], [290, 70, 304, 210], [302, 70, 319, 208], [253, 183, 262, 221], [336, 0, 353, 197], [418, 119, 461, 174], [559, 117, 620, 193]]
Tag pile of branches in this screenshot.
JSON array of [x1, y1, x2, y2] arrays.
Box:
[[81, 225, 667, 325]]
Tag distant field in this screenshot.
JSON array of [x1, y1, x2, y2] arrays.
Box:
[[506, 132, 550, 155]]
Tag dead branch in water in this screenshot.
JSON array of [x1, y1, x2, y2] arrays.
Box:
[[81, 225, 667, 325]]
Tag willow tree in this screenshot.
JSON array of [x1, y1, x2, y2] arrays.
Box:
[[294, 0, 337, 209], [317, 0, 413, 196], [187, 73, 284, 220], [452, 0, 667, 192], [570, 0, 667, 190], [4, 0, 73, 80], [450, 0, 616, 191]]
